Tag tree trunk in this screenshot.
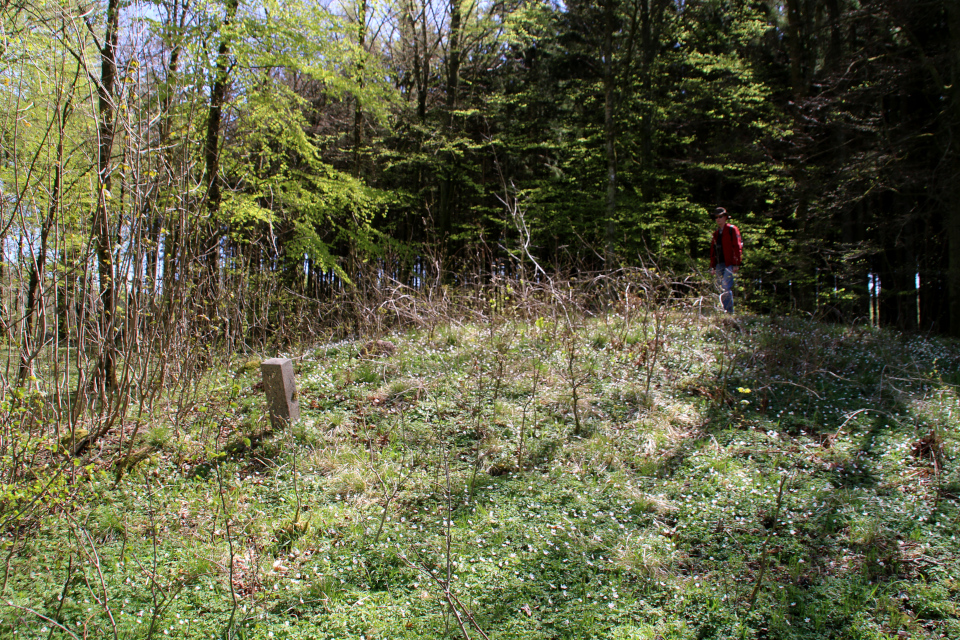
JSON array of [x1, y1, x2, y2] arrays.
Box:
[[946, 0, 960, 336], [635, 0, 666, 253], [784, 0, 806, 100], [202, 0, 240, 310], [147, 2, 186, 303], [603, 0, 617, 264], [93, 0, 121, 390], [919, 234, 948, 332], [437, 0, 462, 253], [20, 156, 62, 382], [354, 0, 367, 179]]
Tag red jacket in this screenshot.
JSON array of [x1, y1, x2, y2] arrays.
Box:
[[710, 223, 743, 268]]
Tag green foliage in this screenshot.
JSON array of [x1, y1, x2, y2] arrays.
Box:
[[222, 79, 396, 283], [488, 0, 792, 269]]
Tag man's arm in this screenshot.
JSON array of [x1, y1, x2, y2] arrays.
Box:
[[729, 225, 743, 270]]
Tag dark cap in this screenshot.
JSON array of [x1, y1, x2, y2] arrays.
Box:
[[710, 207, 728, 219]]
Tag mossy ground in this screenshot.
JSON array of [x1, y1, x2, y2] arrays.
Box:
[[3, 311, 959, 639]]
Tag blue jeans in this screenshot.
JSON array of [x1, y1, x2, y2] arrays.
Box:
[[715, 263, 735, 313]]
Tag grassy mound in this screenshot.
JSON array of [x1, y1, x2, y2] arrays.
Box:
[[2, 311, 958, 639]]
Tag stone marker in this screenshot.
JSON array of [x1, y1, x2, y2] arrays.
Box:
[[260, 358, 299, 428]]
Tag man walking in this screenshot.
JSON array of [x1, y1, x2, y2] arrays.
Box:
[[709, 207, 743, 314]]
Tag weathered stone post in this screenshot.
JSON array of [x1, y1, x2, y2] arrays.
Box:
[[260, 358, 299, 428]]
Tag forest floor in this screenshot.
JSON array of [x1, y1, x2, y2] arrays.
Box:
[[3, 308, 960, 639]]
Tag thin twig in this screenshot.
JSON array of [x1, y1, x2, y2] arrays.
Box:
[[400, 555, 490, 640], [214, 461, 239, 640], [769, 379, 822, 399], [748, 474, 788, 609], [832, 408, 902, 441], [46, 556, 74, 640], [3, 599, 81, 640]]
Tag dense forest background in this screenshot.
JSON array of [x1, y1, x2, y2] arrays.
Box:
[[1, 0, 958, 397]]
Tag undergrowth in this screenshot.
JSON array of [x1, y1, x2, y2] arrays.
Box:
[[2, 310, 958, 639]]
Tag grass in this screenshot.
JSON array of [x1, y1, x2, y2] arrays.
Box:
[[1, 310, 958, 639]]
